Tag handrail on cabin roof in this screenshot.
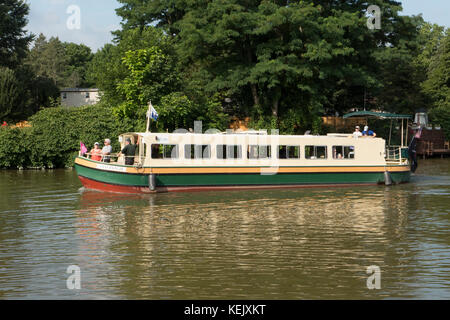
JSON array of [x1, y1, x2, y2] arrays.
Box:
[[343, 111, 413, 120]]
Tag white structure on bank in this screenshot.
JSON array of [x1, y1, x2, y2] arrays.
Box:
[[60, 88, 101, 107]]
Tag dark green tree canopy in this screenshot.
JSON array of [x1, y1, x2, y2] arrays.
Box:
[[110, 0, 443, 133], [0, 0, 33, 68], [115, 0, 187, 36], [0, 66, 24, 120], [25, 34, 93, 88]]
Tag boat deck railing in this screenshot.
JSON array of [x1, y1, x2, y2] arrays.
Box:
[[385, 145, 409, 165], [79, 153, 146, 166]]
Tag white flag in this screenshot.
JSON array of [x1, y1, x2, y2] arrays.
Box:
[[147, 101, 158, 121]]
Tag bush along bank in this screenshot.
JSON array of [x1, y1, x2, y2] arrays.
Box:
[[0, 105, 138, 169]]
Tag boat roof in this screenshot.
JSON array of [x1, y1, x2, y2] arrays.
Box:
[[129, 132, 381, 140], [343, 110, 413, 120]]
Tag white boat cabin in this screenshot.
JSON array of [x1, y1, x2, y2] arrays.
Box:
[[115, 131, 405, 168]]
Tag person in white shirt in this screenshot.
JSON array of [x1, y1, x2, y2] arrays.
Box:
[[102, 139, 113, 163], [353, 126, 363, 138]]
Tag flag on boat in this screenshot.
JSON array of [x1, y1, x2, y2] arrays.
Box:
[[147, 101, 158, 121], [80, 142, 87, 155], [415, 127, 423, 139]]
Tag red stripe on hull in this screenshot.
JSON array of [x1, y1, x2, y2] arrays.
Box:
[[78, 175, 378, 194], [78, 176, 155, 194]]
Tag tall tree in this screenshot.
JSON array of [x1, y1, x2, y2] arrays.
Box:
[[115, 47, 179, 118], [0, 67, 24, 120], [25, 35, 68, 88], [87, 27, 176, 105], [64, 42, 93, 87], [25, 34, 93, 88], [115, 0, 186, 36], [113, 0, 441, 133], [0, 0, 33, 68], [423, 29, 449, 141], [371, 15, 429, 114], [422, 30, 449, 109], [175, 1, 411, 124]]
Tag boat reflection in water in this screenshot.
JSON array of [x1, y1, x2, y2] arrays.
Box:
[[73, 184, 423, 299]]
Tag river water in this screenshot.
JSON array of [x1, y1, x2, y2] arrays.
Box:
[[0, 159, 449, 299]]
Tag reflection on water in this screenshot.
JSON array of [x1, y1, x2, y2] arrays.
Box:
[[0, 159, 449, 299]]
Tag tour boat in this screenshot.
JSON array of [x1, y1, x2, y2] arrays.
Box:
[[74, 129, 412, 193]]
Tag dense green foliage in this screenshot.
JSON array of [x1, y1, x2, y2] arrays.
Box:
[[420, 27, 450, 139], [0, 67, 23, 120], [87, 26, 229, 131], [86, 28, 175, 106], [0, 2, 95, 123], [0, 0, 33, 69], [109, 0, 448, 134], [422, 30, 449, 110], [0, 105, 135, 169], [116, 47, 179, 118], [25, 34, 94, 88], [0, 126, 29, 168], [0, 0, 51, 122], [429, 106, 450, 141]]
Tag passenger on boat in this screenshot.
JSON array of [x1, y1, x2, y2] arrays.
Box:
[[119, 138, 137, 165], [353, 126, 362, 138], [90, 142, 103, 161], [362, 125, 376, 137], [102, 139, 112, 163]]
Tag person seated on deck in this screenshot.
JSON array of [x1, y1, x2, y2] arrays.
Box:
[[102, 138, 112, 163], [118, 138, 137, 166], [90, 142, 102, 161], [353, 126, 363, 138], [362, 125, 376, 137]]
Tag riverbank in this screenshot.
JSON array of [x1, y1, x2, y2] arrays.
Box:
[[0, 105, 136, 169]]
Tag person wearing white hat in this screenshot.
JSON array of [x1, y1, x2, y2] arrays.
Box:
[[362, 125, 376, 137], [353, 126, 362, 138]]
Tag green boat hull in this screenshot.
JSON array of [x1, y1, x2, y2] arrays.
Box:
[[75, 162, 411, 193]]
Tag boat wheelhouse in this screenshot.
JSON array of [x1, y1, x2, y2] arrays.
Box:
[[74, 130, 411, 193]]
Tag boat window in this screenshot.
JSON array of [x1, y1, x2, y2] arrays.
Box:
[[185, 144, 211, 159], [305, 146, 327, 159], [248, 145, 271, 159], [278, 145, 300, 159], [332, 146, 355, 159], [151, 144, 179, 159], [217, 145, 242, 159]]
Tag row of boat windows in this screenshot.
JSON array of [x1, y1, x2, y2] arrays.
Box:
[[150, 144, 355, 160]]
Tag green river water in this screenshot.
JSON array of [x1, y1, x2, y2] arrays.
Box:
[[0, 159, 449, 299]]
